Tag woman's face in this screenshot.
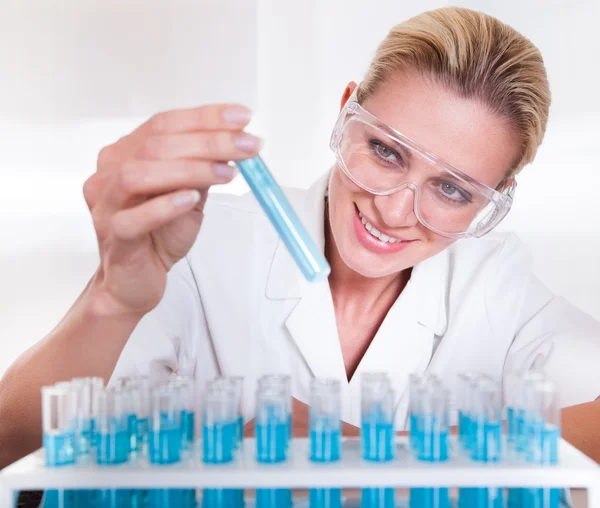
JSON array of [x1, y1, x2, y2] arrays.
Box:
[[327, 71, 521, 278]]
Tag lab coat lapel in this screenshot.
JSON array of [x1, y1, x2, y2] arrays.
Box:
[[265, 170, 347, 381]]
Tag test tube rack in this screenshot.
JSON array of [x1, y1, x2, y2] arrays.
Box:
[[1, 437, 599, 507]]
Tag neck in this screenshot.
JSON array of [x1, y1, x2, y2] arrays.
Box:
[[325, 214, 410, 317]]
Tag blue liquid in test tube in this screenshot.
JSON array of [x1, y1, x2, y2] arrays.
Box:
[[148, 386, 182, 465], [235, 156, 331, 283], [523, 380, 561, 508], [96, 387, 130, 465], [360, 373, 395, 507], [309, 378, 342, 508], [410, 382, 450, 508], [202, 386, 236, 464], [255, 385, 291, 508]]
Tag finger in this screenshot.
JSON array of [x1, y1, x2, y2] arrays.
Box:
[[123, 104, 254, 148], [120, 160, 237, 197], [110, 189, 202, 241], [135, 130, 263, 162]]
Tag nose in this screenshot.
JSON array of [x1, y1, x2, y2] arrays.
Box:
[[373, 187, 419, 228]]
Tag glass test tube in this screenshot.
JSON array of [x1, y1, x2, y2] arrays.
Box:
[[415, 384, 449, 462], [125, 377, 150, 455], [409, 374, 423, 454], [235, 155, 331, 283], [471, 379, 502, 462], [95, 387, 130, 465], [457, 373, 477, 452], [169, 377, 195, 452], [148, 385, 181, 464], [258, 374, 292, 440], [255, 385, 289, 463], [361, 372, 394, 462], [211, 376, 244, 450], [309, 378, 342, 508], [202, 386, 237, 464], [42, 384, 78, 467]]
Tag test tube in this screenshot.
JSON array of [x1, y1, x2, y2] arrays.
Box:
[[409, 381, 450, 508], [408, 374, 423, 455], [309, 378, 342, 508], [148, 385, 181, 464], [523, 379, 561, 508], [513, 370, 546, 454], [258, 374, 292, 440], [202, 386, 237, 464], [211, 376, 244, 450], [415, 385, 449, 462], [235, 155, 331, 282], [95, 387, 130, 465], [41, 384, 78, 467], [361, 373, 395, 462], [125, 377, 150, 455], [255, 385, 290, 463], [457, 373, 478, 452], [169, 377, 195, 453]]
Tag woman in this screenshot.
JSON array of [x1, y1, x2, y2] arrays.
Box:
[[0, 7, 599, 468]]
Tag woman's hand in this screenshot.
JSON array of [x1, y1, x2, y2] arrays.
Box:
[[84, 104, 262, 317]]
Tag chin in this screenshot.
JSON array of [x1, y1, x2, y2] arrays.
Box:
[[337, 241, 415, 278]]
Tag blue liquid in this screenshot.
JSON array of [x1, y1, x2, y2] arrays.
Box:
[[41, 489, 77, 508], [148, 426, 181, 464], [310, 427, 341, 462], [409, 413, 420, 454], [459, 487, 504, 508], [361, 422, 394, 462], [256, 488, 292, 508], [410, 488, 450, 508], [234, 415, 244, 449], [310, 488, 342, 508], [202, 421, 235, 464], [525, 423, 559, 464], [256, 422, 289, 463], [417, 420, 449, 462], [136, 417, 148, 449], [97, 429, 130, 465], [522, 487, 560, 508], [361, 488, 395, 508], [458, 411, 472, 451], [507, 406, 516, 444], [93, 489, 135, 508], [470, 420, 502, 462], [515, 410, 527, 453], [149, 489, 196, 508], [186, 411, 196, 444], [43, 432, 76, 467], [202, 488, 243, 507], [235, 156, 331, 283], [507, 488, 524, 508], [77, 418, 93, 455], [127, 413, 138, 452]]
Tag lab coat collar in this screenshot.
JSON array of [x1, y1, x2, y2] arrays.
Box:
[[264, 169, 450, 337]]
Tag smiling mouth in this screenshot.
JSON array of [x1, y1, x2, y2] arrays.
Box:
[[358, 211, 404, 244]]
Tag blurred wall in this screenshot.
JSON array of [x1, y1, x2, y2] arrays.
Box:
[[0, 0, 598, 376]]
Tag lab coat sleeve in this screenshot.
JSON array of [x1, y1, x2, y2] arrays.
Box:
[[505, 272, 600, 408], [110, 255, 215, 385]]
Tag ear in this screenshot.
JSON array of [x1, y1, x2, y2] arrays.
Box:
[[340, 82, 359, 111]]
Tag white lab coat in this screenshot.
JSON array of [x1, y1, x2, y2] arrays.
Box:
[[111, 171, 600, 429]]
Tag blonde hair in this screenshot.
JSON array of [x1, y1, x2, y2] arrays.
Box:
[[358, 7, 551, 177]]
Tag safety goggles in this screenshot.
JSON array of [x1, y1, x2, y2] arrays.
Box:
[[329, 88, 516, 239]]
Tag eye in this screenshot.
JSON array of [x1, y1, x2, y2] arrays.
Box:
[[438, 182, 472, 204], [369, 139, 404, 166]]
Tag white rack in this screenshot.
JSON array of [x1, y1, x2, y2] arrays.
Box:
[[1, 437, 599, 507]]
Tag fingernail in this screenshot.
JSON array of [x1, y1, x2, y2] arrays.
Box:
[[235, 133, 263, 153], [223, 107, 252, 125], [213, 162, 236, 179], [173, 190, 201, 208]]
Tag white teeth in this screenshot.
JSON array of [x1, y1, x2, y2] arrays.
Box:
[[357, 210, 401, 243]]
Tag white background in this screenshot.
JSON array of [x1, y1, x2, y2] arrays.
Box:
[[0, 0, 598, 377]]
